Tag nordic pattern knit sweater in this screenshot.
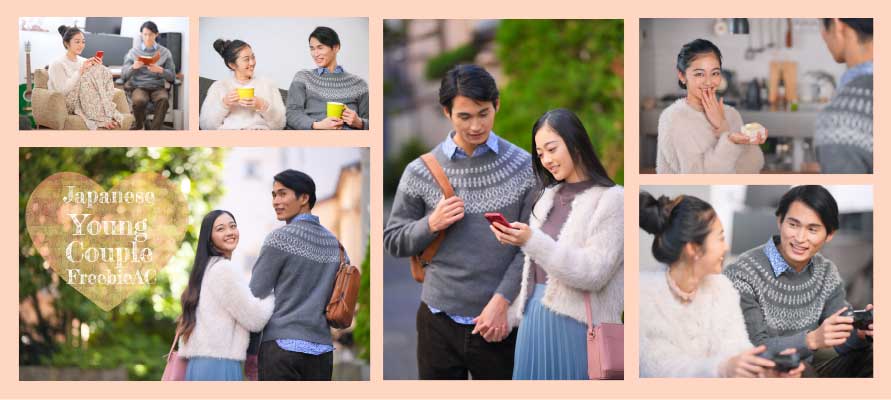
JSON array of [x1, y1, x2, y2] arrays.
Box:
[[249, 217, 346, 346], [723, 239, 866, 361], [815, 73, 873, 173], [285, 69, 369, 130], [384, 138, 536, 316]]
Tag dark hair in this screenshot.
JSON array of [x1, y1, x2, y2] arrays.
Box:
[[274, 169, 317, 209], [775, 185, 839, 234], [140, 20, 159, 34], [822, 18, 873, 43], [531, 108, 615, 190], [640, 191, 717, 265], [676, 39, 723, 89], [178, 210, 235, 343], [309, 26, 341, 48], [438, 64, 499, 115], [213, 39, 250, 71], [57, 25, 83, 50]]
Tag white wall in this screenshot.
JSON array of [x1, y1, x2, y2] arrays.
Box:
[[199, 17, 369, 90], [19, 17, 190, 127], [639, 18, 847, 101]]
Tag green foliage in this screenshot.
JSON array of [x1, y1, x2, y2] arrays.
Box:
[[384, 136, 428, 197], [352, 239, 371, 361], [424, 43, 479, 81], [19, 147, 226, 380], [493, 20, 625, 183]]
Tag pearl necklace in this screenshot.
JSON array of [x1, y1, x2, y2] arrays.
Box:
[[665, 269, 696, 304]]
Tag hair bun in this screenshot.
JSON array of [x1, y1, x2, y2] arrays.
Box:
[[640, 192, 681, 235], [212, 39, 230, 56], [57, 25, 68, 36]]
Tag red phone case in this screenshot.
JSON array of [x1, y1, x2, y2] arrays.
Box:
[[484, 212, 510, 228], [95, 51, 104, 58]]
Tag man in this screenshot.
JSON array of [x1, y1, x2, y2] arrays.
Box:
[[121, 20, 176, 130], [384, 64, 535, 379], [248, 169, 346, 380], [724, 185, 873, 377], [815, 18, 873, 173]]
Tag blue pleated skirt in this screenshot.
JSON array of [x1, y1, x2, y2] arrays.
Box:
[[185, 357, 243, 381], [513, 284, 588, 380]]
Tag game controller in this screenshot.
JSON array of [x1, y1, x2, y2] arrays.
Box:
[[841, 308, 874, 331], [759, 351, 800, 373]]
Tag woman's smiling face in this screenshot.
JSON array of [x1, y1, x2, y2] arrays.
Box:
[[678, 52, 722, 102]]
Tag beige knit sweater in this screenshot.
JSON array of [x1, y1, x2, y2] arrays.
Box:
[[656, 99, 764, 174]]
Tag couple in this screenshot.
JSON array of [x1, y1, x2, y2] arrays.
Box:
[[639, 185, 873, 377], [199, 26, 368, 130], [384, 64, 624, 380], [175, 169, 348, 381], [658, 18, 872, 174]]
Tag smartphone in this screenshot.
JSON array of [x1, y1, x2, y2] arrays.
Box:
[[484, 212, 511, 228], [95, 50, 104, 59]]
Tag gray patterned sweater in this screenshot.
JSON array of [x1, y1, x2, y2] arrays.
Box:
[[285, 69, 369, 130], [815, 74, 873, 173], [383, 138, 536, 316], [248, 216, 346, 345], [723, 239, 867, 361]]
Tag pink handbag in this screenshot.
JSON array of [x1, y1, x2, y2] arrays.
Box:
[[161, 332, 188, 381], [585, 293, 623, 380]]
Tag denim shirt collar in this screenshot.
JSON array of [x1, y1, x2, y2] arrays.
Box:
[[440, 131, 500, 160], [763, 235, 813, 277], [316, 65, 344, 76], [839, 60, 873, 89], [288, 213, 319, 225]]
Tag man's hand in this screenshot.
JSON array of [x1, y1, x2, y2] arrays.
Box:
[[472, 293, 510, 342], [427, 196, 465, 233], [806, 307, 854, 350]]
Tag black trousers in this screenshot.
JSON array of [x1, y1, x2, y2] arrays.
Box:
[[416, 302, 517, 380], [258, 340, 333, 381], [813, 345, 873, 378]]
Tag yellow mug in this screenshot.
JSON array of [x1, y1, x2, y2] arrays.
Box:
[[327, 102, 346, 118], [237, 87, 255, 100]]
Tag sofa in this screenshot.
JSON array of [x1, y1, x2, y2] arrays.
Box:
[[31, 68, 134, 130]]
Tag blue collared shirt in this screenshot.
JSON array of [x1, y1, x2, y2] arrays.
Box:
[[427, 131, 501, 325], [275, 212, 336, 355], [140, 43, 157, 52], [440, 131, 500, 160], [316, 65, 344, 76], [839, 60, 873, 89], [763, 236, 813, 277]]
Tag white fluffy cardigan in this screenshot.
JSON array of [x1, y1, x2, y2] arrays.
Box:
[[507, 184, 624, 328], [638, 270, 753, 377], [178, 256, 274, 361]]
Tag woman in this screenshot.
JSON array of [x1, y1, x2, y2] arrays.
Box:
[[638, 192, 805, 378], [176, 210, 274, 381], [285, 26, 369, 130], [656, 39, 766, 173], [200, 39, 286, 130], [48, 25, 123, 130], [489, 109, 623, 380]]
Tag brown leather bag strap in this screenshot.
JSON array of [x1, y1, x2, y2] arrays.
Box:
[[337, 241, 346, 265], [420, 153, 455, 198], [418, 153, 454, 263]]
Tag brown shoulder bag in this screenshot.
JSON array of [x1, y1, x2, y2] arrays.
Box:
[[409, 153, 455, 283], [326, 242, 361, 329]]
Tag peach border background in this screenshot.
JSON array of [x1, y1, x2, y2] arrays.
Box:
[[5, 0, 887, 398]]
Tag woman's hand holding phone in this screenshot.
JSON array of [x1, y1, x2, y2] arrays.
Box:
[[488, 213, 532, 246]]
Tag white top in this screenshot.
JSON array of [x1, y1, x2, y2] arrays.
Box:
[[199, 76, 286, 130], [656, 99, 765, 174], [177, 257, 274, 361], [508, 185, 624, 327], [638, 270, 753, 377], [47, 54, 86, 94]]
